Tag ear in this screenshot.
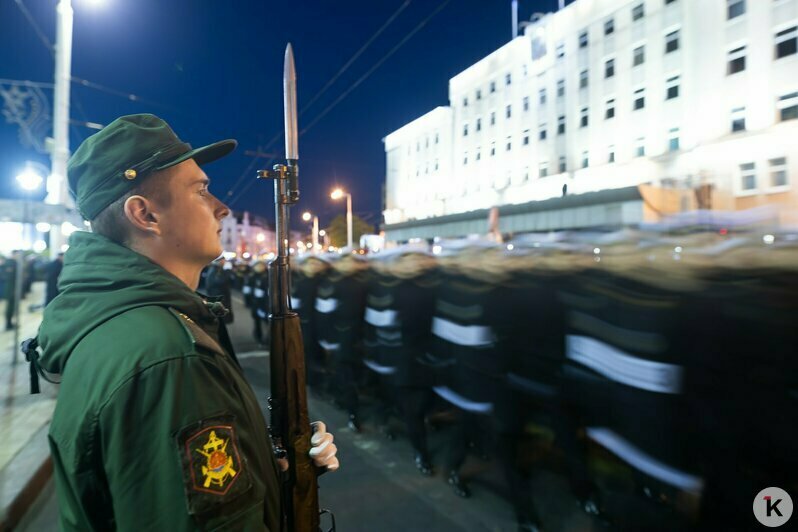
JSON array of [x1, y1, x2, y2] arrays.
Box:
[[123, 195, 162, 236]]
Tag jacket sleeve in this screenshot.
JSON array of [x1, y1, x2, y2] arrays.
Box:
[[97, 354, 271, 532]]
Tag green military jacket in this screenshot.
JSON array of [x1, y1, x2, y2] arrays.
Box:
[[37, 231, 282, 531]]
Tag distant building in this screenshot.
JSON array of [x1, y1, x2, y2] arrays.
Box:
[[220, 211, 276, 259], [383, 0, 798, 242]]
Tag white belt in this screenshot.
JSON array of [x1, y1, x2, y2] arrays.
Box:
[[242, 286, 252, 294], [254, 288, 265, 298], [318, 340, 340, 351], [315, 298, 338, 314], [432, 317, 494, 347], [433, 386, 493, 413], [291, 297, 302, 309], [587, 428, 704, 493], [566, 335, 683, 394], [363, 359, 397, 375], [365, 307, 398, 327]]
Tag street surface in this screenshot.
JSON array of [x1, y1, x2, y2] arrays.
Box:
[[17, 294, 601, 531]]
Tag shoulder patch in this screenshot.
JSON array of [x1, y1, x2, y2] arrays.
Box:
[[175, 415, 252, 514]]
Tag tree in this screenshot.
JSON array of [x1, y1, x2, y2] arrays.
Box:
[[325, 213, 374, 248]]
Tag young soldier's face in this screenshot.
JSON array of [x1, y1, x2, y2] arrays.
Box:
[[159, 159, 229, 265]]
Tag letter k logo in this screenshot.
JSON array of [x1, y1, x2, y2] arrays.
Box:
[[765, 496, 784, 518]]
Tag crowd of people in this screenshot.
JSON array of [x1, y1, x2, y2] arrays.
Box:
[[230, 229, 796, 531], [1, 251, 63, 330]]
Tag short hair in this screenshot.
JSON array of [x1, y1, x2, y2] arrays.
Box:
[[90, 169, 173, 246]]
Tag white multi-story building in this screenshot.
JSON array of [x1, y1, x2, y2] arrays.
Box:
[[383, 0, 798, 242]]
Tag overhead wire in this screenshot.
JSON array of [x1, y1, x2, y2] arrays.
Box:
[[226, 0, 452, 208]]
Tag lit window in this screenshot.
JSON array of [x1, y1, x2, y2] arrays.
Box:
[[557, 79, 565, 97], [506, 136, 512, 151], [728, 46, 746, 74], [740, 162, 756, 190], [605, 18, 615, 36], [556, 42, 565, 58], [476, 118, 482, 132], [580, 107, 589, 128], [636, 137, 646, 157], [523, 129, 530, 145], [506, 105, 512, 119], [463, 97, 468, 107], [539, 124, 547, 140], [634, 88, 646, 110], [775, 27, 797, 59], [539, 88, 547, 105], [579, 70, 589, 89], [579, 30, 588, 48], [490, 111, 496, 125], [605, 58, 615, 78], [769, 157, 788, 187], [463, 123, 468, 137], [490, 81, 496, 93], [731, 107, 746, 132], [557, 115, 566, 135], [605, 98, 616, 119], [666, 75, 680, 100], [539, 161, 549, 178], [523, 96, 530, 111], [665, 30, 680, 53], [581, 151, 589, 168], [727, 0, 745, 20], [778, 92, 798, 121], [632, 3, 645, 21], [608, 145, 616, 163], [506, 73, 512, 86], [559, 156, 567, 173], [633, 45, 645, 66], [668, 127, 680, 152]]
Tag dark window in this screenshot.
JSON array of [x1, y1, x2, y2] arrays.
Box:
[[463, 124, 468, 137], [665, 0, 677, 4], [579, 70, 589, 89], [633, 45, 645, 66], [557, 43, 565, 58], [559, 157, 566, 173], [775, 27, 798, 59], [731, 107, 745, 132], [632, 4, 645, 21], [636, 139, 646, 157], [779, 92, 798, 121], [727, 0, 745, 20], [665, 31, 680, 53], [557, 116, 566, 135], [605, 99, 616, 119], [490, 81, 496, 93], [476, 118, 482, 132], [580, 108, 589, 128], [490, 111, 496, 125], [506, 137, 512, 151], [634, 89, 645, 110], [506, 105, 512, 119], [523, 130, 530, 145], [539, 164, 549, 178], [728, 46, 746, 74], [668, 129, 680, 151], [539, 125, 547, 140], [523, 96, 530, 111], [740, 162, 756, 190], [770, 157, 788, 187], [666, 76, 680, 100], [476, 89, 482, 100], [582, 152, 589, 168], [557, 80, 565, 97], [605, 58, 615, 78], [579, 30, 588, 48], [608, 148, 616, 163], [605, 18, 615, 35], [539, 88, 547, 105], [506, 73, 512, 85], [463, 97, 468, 107]]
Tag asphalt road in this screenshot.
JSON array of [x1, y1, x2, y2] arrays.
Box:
[[18, 292, 601, 531]]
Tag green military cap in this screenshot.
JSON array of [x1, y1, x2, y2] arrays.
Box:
[[68, 114, 236, 220]]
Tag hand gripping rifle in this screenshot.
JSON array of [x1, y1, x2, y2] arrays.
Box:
[[258, 44, 331, 532]]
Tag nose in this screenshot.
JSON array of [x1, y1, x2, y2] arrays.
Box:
[[213, 194, 231, 220]]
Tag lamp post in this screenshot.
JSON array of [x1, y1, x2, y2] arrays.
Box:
[[302, 211, 319, 254], [330, 188, 352, 250]]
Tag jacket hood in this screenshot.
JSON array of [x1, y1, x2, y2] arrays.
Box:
[[37, 231, 215, 374]]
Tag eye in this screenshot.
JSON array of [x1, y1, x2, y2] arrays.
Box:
[[199, 184, 209, 196]]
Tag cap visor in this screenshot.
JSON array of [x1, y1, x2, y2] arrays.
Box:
[[157, 139, 237, 170]]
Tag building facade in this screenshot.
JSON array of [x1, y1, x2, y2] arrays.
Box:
[[383, 0, 798, 241]]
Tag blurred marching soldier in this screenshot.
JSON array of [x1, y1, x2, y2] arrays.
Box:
[[292, 255, 331, 390], [45, 252, 65, 306], [205, 258, 234, 324], [2, 252, 19, 330], [241, 262, 256, 308], [363, 249, 439, 474], [426, 242, 547, 531], [314, 254, 369, 432], [247, 260, 268, 345]]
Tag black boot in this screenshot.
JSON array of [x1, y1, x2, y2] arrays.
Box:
[[414, 453, 433, 476], [447, 471, 470, 498]]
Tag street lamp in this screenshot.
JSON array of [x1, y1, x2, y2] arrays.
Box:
[[330, 188, 353, 249], [302, 211, 319, 254]]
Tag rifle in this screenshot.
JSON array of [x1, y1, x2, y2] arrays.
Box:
[[258, 44, 326, 532]]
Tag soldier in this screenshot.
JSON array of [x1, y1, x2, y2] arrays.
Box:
[[205, 258, 234, 324], [292, 255, 331, 391], [31, 114, 339, 530], [2, 251, 19, 330], [314, 253, 369, 431], [247, 260, 268, 345], [45, 252, 65, 306]]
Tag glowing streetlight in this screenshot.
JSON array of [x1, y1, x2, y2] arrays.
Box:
[[302, 211, 320, 253], [302, 211, 312, 222], [330, 188, 353, 249], [16, 168, 45, 191]]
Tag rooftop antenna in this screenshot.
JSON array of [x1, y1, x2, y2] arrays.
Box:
[[512, 0, 518, 39]]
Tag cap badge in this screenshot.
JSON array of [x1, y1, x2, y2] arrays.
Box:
[[124, 169, 137, 180]]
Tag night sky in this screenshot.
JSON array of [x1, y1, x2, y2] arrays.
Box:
[[1, 0, 563, 230]]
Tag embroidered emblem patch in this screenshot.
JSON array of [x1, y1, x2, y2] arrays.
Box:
[[176, 415, 252, 514]]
